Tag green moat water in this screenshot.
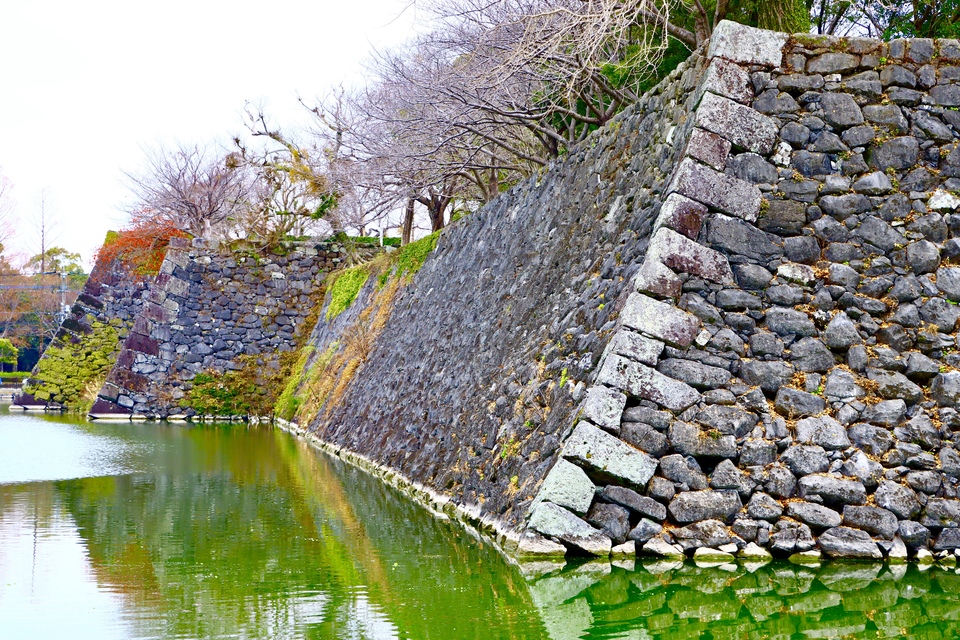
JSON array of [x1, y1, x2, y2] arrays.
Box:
[[2, 411, 960, 639]]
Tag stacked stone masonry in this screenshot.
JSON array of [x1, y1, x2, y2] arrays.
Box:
[[527, 21, 960, 562], [94, 238, 377, 417]]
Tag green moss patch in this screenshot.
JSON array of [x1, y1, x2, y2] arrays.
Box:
[[326, 265, 370, 320]]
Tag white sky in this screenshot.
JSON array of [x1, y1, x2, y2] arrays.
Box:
[[0, 0, 418, 268]]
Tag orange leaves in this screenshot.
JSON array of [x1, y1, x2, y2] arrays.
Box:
[[95, 218, 189, 277]]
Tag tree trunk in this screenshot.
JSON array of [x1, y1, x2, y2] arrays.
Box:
[[757, 0, 810, 33], [401, 198, 415, 246]]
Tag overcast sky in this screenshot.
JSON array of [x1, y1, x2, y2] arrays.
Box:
[[0, 0, 417, 268]]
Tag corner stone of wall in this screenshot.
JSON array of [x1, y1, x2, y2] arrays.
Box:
[[525, 21, 960, 563]]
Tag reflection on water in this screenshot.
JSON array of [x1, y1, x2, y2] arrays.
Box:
[[3, 411, 960, 639]]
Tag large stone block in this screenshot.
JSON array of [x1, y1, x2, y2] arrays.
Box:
[[527, 502, 612, 556], [668, 490, 742, 524], [533, 458, 596, 515], [670, 158, 762, 222], [696, 92, 778, 155], [654, 193, 708, 240], [646, 228, 735, 285], [620, 292, 700, 347], [605, 329, 663, 366], [580, 385, 627, 433], [562, 421, 659, 489], [633, 258, 682, 299], [697, 56, 754, 104], [707, 20, 788, 68], [596, 355, 701, 412], [685, 128, 731, 171]]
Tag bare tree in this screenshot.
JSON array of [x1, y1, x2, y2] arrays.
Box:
[[30, 189, 60, 275], [124, 142, 250, 238]]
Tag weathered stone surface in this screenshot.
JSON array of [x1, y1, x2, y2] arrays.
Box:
[[823, 312, 861, 349], [766, 308, 816, 337], [707, 19, 787, 68], [628, 518, 662, 543], [899, 521, 930, 549], [860, 401, 906, 428], [841, 451, 883, 489], [799, 475, 867, 506], [808, 52, 860, 75], [920, 499, 960, 528], [704, 214, 783, 261], [932, 372, 960, 407], [819, 92, 865, 128], [668, 420, 737, 458], [769, 519, 816, 554], [670, 158, 762, 222], [534, 458, 596, 515], [696, 92, 778, 155], [775, 387, 826, 418], [709, 458, 756, 497], [600, 485, 667, 521], [668, 490, 742, 524], [586, 502, 631, 544], [765, 465, 798, 498], [686, 127, 732, 171], [606, 329, 663, 366], [790, 337, 835, 372], [787, 501, 842, 529], [843, 506, 899, 539], [819, 527, 882, 559], [934, 528, 960, 550], [795, 415, 851, 450], [823, 369, 864, 401], [580, 385, 627, 433], [869, 136, 920, 171], [876, 481, 921, 520], [867, 369, 922, 404], [620, 422, 668, 457], [673, 519, 735, 551], [528, 502, 612, 556], [741, 360, 795, 393], [856, 216, 905, 252], [657, 358, 732, 390], [596, 355, 701, 412], [563, 421, 658, 489], [620, 293, 700, 347], [747, 492, 783, 521], [659, 453, 708, 489], [654, 193, 707, 240], [646, 227, 735, 284], [781, 445, 830, 476], [728, 153, 779, 185], [741, 439, 777, 467]]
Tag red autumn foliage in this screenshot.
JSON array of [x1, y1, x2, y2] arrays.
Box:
[[95, 214, 190, 276]]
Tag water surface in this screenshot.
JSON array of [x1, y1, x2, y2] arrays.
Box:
[[2, 411, 960, 639]]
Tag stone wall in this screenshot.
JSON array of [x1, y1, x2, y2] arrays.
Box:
[[93, 238, 378, 417], [20, 247, 151, 410], [524, 23, 960, 563]]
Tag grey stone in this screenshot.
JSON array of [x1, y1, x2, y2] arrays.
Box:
[[654, 192, 708, 240], [799, 475, 867, 506], [808, 52, 860, 75], [741, 439, 777, 467], [659, 454, 708, 490], [620, 293, 700, 347], [668, 420, 737, 458], [895, 413, 942, 450], [810, 131, 847, 153], [880, 65, 917, 87], [899, 521, 931, 548], [934, 528, 960, 550], [906, 240, 941, 275], [784, 236, 821, 265], [919, 297, 960, 332], [875, 480, 920, 519], [704, 214, 783, 262], [707, 19, 787, 67], [828, 264, 860, 289], [534, 458, 596, 515], [621, 406, 671, 429], [708, 328, 745, 355], [709, 458, 756, 497], [787, 501, 842, 529], [696, 405, 757, 437], [715, 289, 762, 310], [753, 88, 801, 114], [820, 194, 872, 220], [528, 502, 612, 556], [606, 329, 664, 366], [647, 227, 735, 285], [668, 490, 742, 524], [856, 216, 905, 252], [869, 136, 920, 171], [842, 124, 875, 147], [749, 331, 784, 357], [795, 415, 851, 450], [747, 492, 783, 522], [920, 499, 960, 528], [906, 471, 942, 494], [672, 519, 736, 551], [843, 506, 898, 539], [647, 476, 675, 503], [580, 385, 627, 433], [792, 150, 833, 177], [852, 171, 893, 195], [932, 84, 960, 106], [696, 92, 779, 155], [600, 485, 667, 521], [823, 369, 864, 401], [657, 358, 732, 390], [819, 527, 883, 559], [774, 387, 826, 418], [727, 152, 779, 184], [741, 360, 794, 394], [686, 127, 733, 171], [758, 199, 806, 235], [596, 355, 701, 412], [790, 337, 835, 372], [914, 111, 954, 141], [765, 465, 798, 498], [781, 121, 812, 147], [700, 56, 753, 103], [940, 447, 960, 479], [628, 519, 662, 543], [670, 158, 762, 221], [766, 308, 816, 337], [769, 519, 816, 554], [867, 369, 923, 404], [819, 92, 865, 129], [863, 105, 909, 133], [734, 263, 773, 289], [781, 444, 830, 476], [562, 421, 659, 489], [841, 451, 884, 489], [842, 70, 882, 97], [586, 502, 631, 544], [620, 422, 668, 457], [779, 73, 825, 93], [936, 267, 960, 301]]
